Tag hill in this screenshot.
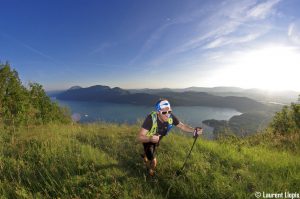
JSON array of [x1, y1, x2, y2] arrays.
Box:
[[129, 86, 245, 93], [154, 91, 268, 113], [56, 85, 269, 113], [57, 85, 130, 101], [204, 99, 300, 138], [0, 123, 299, 198], [129, 87, 299, 104], [203, 111, 274, 137]]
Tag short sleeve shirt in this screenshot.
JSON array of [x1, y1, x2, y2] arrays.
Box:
[[142, 113, 180, 137]]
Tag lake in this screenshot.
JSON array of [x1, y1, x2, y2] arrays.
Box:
[[55, 99, 241, 138]]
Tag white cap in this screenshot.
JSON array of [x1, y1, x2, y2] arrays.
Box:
[[156, 100, 171, 111]]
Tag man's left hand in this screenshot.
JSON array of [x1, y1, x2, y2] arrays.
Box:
[[193, 127, 203, 138]]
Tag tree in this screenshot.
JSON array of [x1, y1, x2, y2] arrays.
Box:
[[0, 62, 29, 127], [0, 62, 71, 128]]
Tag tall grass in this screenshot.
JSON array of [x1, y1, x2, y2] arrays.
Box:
[[0, 123, 299, 198]]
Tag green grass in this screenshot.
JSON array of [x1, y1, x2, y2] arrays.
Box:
[[0, 123, 299, 198]]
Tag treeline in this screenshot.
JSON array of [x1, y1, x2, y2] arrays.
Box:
[[0, 62, 71, 129], [204, 99, 300, 142]]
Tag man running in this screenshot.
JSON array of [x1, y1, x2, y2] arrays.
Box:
[[137, 98, 203, 176]]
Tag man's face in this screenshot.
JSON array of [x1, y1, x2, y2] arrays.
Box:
[[157, 107, 172, 122]]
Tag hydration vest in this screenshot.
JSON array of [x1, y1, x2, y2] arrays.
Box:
[[146, 111, 173, 137]]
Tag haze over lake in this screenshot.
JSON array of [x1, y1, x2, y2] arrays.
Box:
[[55, 99, 241, 127]]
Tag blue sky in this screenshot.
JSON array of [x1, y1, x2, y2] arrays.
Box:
[[1, 0, 300, 91]]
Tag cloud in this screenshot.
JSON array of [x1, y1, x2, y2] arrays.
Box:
[[288, 21, 300, 45], [246, 0, 281, 19], [89, 42, 116, 55], [0, 31, 58, 63], [128, 8, 207, 65], [22, 43, 54, 61], [203, 32, 264, 49], [145, 0, 282, 66], [128, 22, 173, 65]]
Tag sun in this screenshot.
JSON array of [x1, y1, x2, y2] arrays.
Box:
[[213, 45, 300, 91]]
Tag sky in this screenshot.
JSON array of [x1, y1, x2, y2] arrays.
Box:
[[1, 0, 300, 91]]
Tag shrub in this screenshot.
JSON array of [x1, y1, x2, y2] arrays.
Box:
[[271, 103, 300, 136]]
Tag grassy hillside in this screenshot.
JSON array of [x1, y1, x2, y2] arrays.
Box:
[[0, 123, 299, 198]]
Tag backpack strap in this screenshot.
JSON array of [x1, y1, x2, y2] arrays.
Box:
[[146, 111, 158, 137], [146, 111, 174, 137], [166, 116, 173, 135]]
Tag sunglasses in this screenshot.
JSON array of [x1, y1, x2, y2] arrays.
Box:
[[160, 110, 172, 115]]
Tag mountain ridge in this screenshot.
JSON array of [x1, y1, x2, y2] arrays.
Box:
[[56, 85, 270, 113]]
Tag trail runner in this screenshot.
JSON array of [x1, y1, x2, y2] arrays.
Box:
[[137, 99, 203, 176]]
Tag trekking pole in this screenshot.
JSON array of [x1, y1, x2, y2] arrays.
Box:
[[176, 135, 198, 176], [165, 134, 199, 199]]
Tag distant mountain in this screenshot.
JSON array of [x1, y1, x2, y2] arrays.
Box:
[[46, 90, 65, 97], [56, 85, 270, 113], [53, 86, 299, 104], [212, 88, 298, 104], [183, 86, 246, 93], [128, 88, 175, 94], [129, 86, 245, 93], [57, 85, 130, 101], [68, 86, 82, 90], [46, 86, 82, 97], [153, 91, 267, 113], [129, 87, 299, 104]]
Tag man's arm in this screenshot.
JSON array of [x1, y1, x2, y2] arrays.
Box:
[[176, 122, 203, 135], [176, 122, 194, 133], [137, 128, 160, 143]]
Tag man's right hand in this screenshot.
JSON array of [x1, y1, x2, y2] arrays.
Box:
[[150, 135, 160, 143]]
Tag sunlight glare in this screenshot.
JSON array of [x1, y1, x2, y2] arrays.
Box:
[[213, 45, 300, 91]]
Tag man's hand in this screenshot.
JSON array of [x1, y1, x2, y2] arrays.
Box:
[[193, 127, 203, 138], [150, 135, 160, 143]]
